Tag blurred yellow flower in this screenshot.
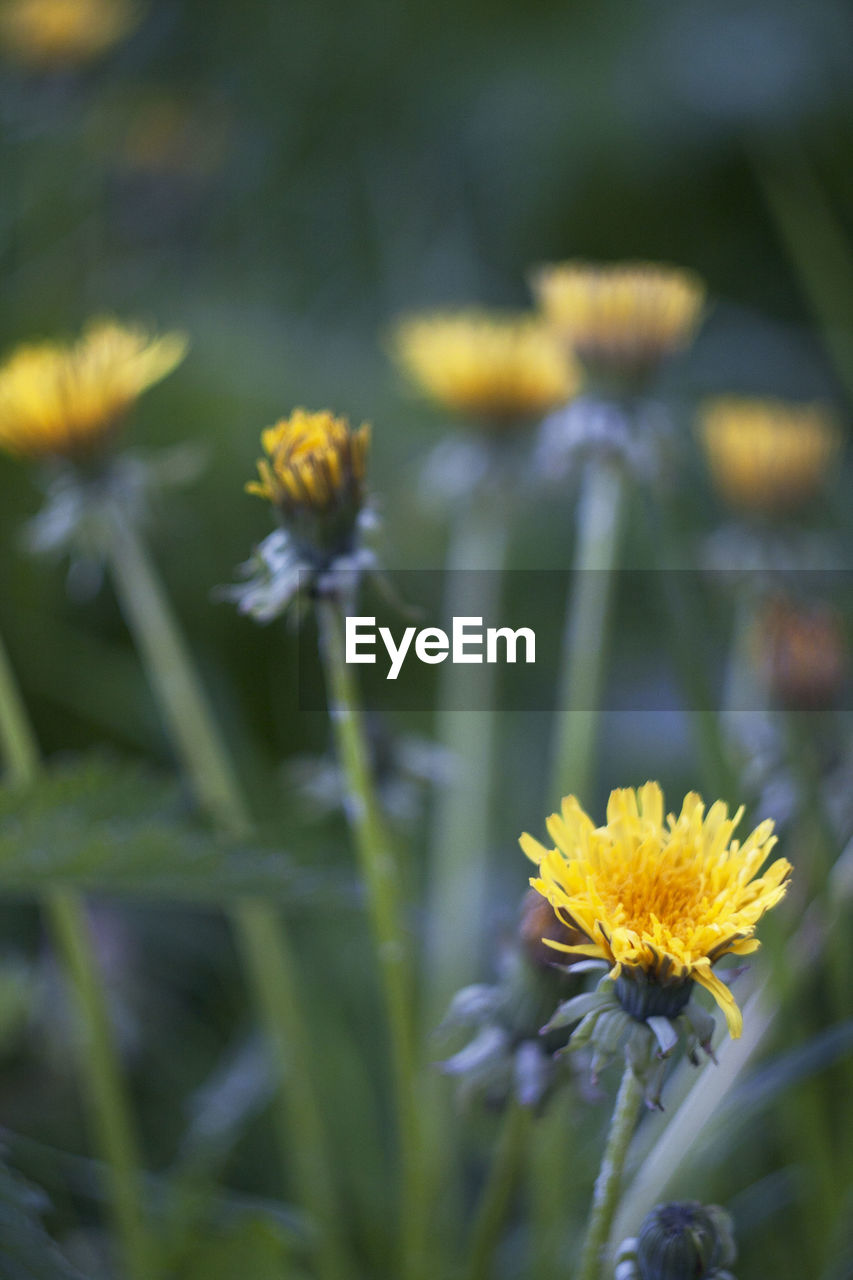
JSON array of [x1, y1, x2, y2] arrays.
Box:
[[699, 397, 841, 514], [0, 320, 188, 461], [531, 261, 705, 384], [521, 783, 790, 1038], [392, 310, 578, 426], [0, 0, 139, 69], [247, 408, 370, 517]]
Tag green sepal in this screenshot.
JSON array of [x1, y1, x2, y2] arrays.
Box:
[[541, 989, 608, 1034], [647, 1015, 679, 1058]]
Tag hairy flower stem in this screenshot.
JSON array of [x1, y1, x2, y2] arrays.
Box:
[[105, 513, 252, 837], [578, 1061, 645, 1280], [0, 626, 154, 1280], [611, 987, 768, 1246], [103, 511, 349, 1280], [317, 596, 426, 1280], [550, 456, 625, 805], [465, 1101, 532, 1280]]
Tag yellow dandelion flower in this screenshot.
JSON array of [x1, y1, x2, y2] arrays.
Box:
[[392, 310, 578, 426], [699, 397, 841, 514], [0, 320, 188, 461], [531, 261, 705, 384], [0, 0, 139, 69], [246, 407, 370, 518], [521, 783, 790, 1038]]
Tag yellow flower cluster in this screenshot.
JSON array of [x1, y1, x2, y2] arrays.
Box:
[[0, 0, 139, 69], [392, 310, 577, 426], [0, 320, 188, 461], [521, 783, 790, 1037], [699, 397, 841, 514], [246, 408, 370, 515], [532, 261, 705, 381]]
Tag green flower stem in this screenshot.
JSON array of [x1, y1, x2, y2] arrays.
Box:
[[425, 489, 510, 1028], [104, 510, 252, 838], [531, 456, 625, 1277], [577, 1060, 645, 1280], [418, 485, 511, 1273], [317, 596, 425, 1280], [610, 986, 770, 1247], [102, 511, 349, 1280], [233, 901, 350, 1280], [0, 626, 153, 1280], [550, 456, 625, 805], [465, 1101, 532, 1280], [0, 628, 40, 786], [45, 888, 156, 1280]]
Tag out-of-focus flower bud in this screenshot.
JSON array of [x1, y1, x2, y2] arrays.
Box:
[[616, 1200, 737, 1280], [756, 595, 846, 711]]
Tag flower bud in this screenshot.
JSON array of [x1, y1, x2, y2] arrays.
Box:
[[756, 596, 846, 711], [246, 408, 370, 559], [518, 888, 587, 971], [635, 1201, 736, 1279]]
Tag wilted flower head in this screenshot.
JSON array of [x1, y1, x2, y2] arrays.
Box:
[[0, 320, 187, 463], [439, 890, 585, 1111], [118, 93, 232, 182], [699, 397, 841, 515], [755, 595, 846, 711], [0, 0, 139, 69], [531, 261, 704, 388], [616, 1201, 737, 1280], [521, 783, 790, 1038], [518, 884, 588, 970], [392, 310, 577, 427]]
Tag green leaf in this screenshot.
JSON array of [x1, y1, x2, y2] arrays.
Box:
[[0, 754, 346, 907], [0, 1157, 83, 1279]]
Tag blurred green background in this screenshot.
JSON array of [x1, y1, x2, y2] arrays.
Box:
[[1, 1, 853, 1277]]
